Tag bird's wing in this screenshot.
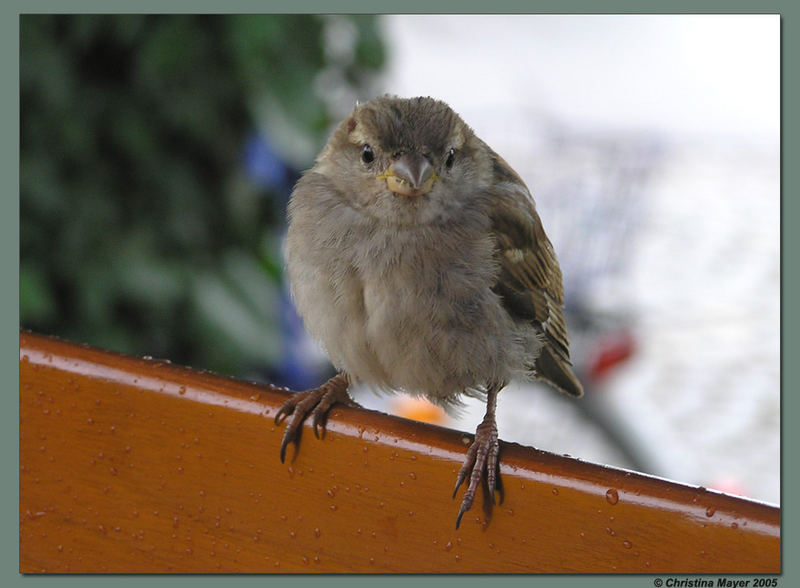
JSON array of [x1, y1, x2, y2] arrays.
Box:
[[486, 149, 583, 397]]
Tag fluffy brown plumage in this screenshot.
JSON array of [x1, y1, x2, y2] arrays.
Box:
[[277, 95, 582, 528]]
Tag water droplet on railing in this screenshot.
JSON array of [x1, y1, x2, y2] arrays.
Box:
[[605, 488, 619, 505]]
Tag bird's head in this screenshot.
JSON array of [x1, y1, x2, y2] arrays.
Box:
[[316, 95, 491, 225]]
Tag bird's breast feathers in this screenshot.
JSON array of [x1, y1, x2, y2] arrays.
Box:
[[289, 218, 538, 403]]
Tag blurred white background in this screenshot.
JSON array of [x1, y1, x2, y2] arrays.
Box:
[[347, 14, 779, 505]]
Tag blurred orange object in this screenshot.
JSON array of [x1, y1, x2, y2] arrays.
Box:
[[391, 396, 449, 425]]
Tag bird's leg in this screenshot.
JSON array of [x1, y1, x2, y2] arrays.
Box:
[[453, 385, 504, 529], [274, 373, 358, 463]]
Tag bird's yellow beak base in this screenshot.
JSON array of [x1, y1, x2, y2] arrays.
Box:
[[380, 171, 437, 198]]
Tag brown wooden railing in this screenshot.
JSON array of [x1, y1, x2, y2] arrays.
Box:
[[20, 331, 780, 573]]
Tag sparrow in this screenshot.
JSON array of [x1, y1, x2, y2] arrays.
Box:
[[276, 95, 582, 528]]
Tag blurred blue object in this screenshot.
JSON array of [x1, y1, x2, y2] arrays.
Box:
[[243, 132, 298, 198], [241, 128, 331, 390], [240, 129, 330, 390]]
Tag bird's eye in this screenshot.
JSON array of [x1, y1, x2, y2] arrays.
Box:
[[361, 144, 375, 164], [445, 148, 455, 170]]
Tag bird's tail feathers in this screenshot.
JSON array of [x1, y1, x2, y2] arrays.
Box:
[[534, 346, 584, 397]]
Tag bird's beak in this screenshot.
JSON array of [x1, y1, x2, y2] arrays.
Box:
[[379, 152, 437, 198]]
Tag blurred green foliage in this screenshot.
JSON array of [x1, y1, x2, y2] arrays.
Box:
[[20, 14, 385, 377]]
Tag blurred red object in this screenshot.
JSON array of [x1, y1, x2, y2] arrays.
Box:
[[588, 330, 635, 383], [711, 476, 749, 499]]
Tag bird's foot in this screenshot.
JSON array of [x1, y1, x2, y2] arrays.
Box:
[[274, 373, 356, 463], [452, 415, 503, 529]]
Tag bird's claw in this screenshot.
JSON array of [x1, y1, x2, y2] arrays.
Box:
[[274, 374, 353, 463], [452, 419, 501, 528]]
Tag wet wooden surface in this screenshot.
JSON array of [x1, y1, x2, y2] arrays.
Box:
[[20, 331, 780, 573]]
